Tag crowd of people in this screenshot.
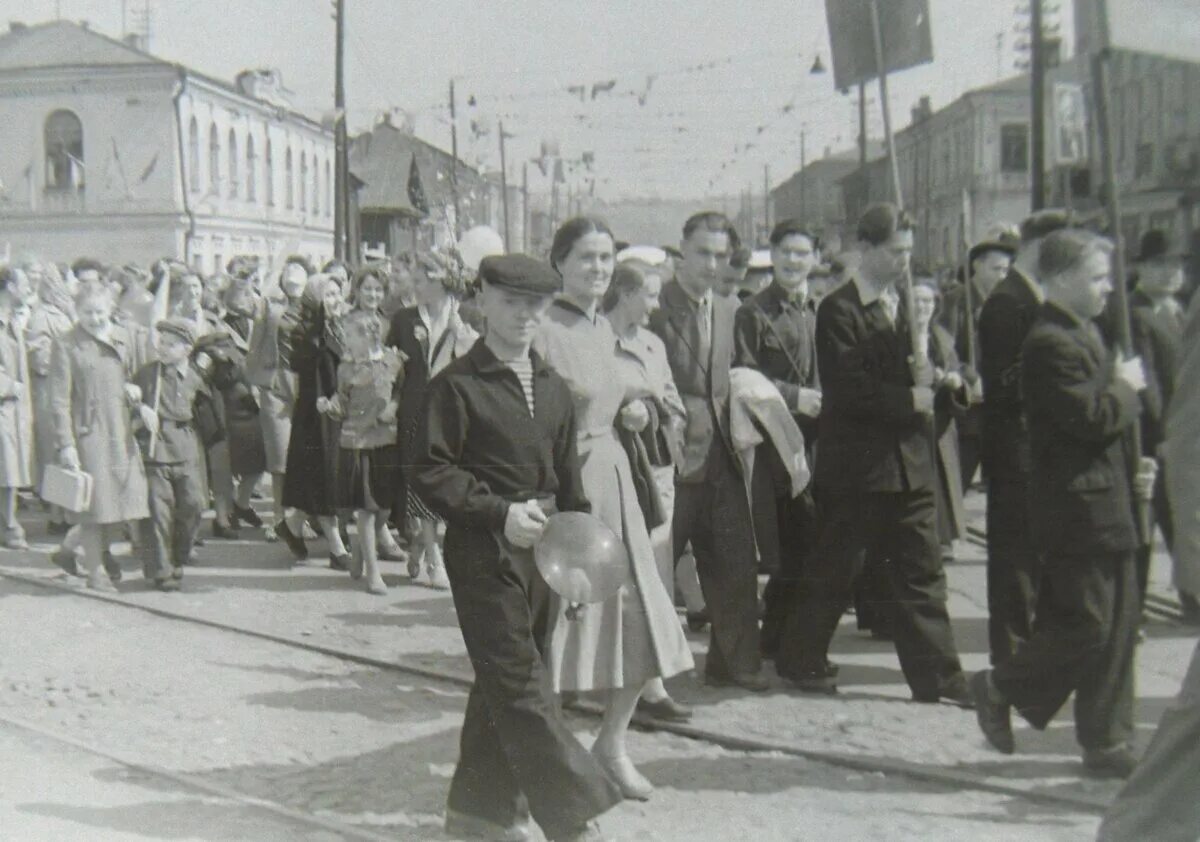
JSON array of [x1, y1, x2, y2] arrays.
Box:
[[0, 198, 1197, 842]]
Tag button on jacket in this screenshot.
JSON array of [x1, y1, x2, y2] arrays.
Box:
[[132, 361, 208, 466]]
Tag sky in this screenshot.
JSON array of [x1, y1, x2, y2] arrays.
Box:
[[5, 0, 1075, 201]]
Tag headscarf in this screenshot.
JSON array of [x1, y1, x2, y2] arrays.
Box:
[[37, 263, 76, 319], [298, 273, 346, 359]]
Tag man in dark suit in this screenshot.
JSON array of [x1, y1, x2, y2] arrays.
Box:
[[978, 210, 1070, 666], [649, 211, 765, 692], [775, 203, 968, 703], [1128, 229, 1187, 611], [939, 236, 1015, 487], [971, 229, 1152, 779], [733, 219, 822, 662]]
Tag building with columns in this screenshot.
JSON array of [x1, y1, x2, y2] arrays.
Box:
[[0, 20, 334, 273]]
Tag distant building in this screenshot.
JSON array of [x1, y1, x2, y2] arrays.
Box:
[[0, 20, 334, 272], [771, 142, 885, 251], [350, 117, 492, 257]]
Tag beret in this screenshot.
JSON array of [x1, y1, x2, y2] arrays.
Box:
[[478, 254, 561, 297], [968, 238, 1017, 265], [155, 317, 197, 347]]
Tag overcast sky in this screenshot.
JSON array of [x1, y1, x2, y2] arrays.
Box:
[[7, 0, 1074, 200]]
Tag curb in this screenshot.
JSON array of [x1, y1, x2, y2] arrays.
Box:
[[3, 569, 1111, 816]]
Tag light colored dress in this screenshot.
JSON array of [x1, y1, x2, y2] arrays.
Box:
[[49, 324, 149, 526], [0, 315, 33, 488], [536, 300, 693, 692]]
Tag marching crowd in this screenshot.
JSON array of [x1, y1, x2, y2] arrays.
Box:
[[1, 199, 1198, 842]]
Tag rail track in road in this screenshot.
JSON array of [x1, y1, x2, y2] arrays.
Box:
[[2, 566, 1119, 819]]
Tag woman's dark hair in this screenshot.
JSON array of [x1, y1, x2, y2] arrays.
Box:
[[601, 263, 648, 314], [284, 254, 315, 276], [550, 216, 614, 271], [352, 262, 392, 304], [0, 265, 18, 292]]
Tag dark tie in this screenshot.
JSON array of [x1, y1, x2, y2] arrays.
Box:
[[696, 299, 711, 365]]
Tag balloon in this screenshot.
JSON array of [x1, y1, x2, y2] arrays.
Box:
[[456, 226, 505, 275], [534, 512, 629, 605]]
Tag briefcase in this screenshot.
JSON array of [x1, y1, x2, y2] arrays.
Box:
[[41, 465, 94, 514]]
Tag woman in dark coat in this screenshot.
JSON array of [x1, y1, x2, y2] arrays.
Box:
[[279, 274, 351, 568]]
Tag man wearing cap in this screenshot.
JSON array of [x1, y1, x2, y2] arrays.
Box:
[[971, 229, 1151, 778], [1128, 230, 1188, 616], [940, 235, 1015, 487], [650, 211, 766, 692], [412, 254, 618, 842], [776, 203, 968, 702], [733, 219, 822, 662], [131, 317, 215, 591], [978, 210, 1070, 667]]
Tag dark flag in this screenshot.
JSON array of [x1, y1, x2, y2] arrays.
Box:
[[407, 154, 429, 215], [825, 0, 933, 90]]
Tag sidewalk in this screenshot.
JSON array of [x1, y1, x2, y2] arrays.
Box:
[[4, 490, 1194, 813]]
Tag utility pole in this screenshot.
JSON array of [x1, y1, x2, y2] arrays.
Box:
[[521, 162, 529, 252], [799, 126, 808, 223], [1030, 0, 1046, 210], [449, 79, 461, 237], [499, 121, 511, 251], [333, 0, 348, 260], [763, 164, 771, 238]]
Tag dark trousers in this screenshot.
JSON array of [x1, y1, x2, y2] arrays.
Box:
[[958, 431, 983, 489], [143, 461, 203, 581], [442, 527, 619, 839], [985, 477, 1041, 665], [992, 550, 1138, 752], [673, 442, 760, 679], [776, 488, 963, 698], [1135, 464, 1175, 606], [760, 487, 818, 658]]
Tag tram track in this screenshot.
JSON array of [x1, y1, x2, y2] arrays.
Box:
[[2, 566, 1115, 818]]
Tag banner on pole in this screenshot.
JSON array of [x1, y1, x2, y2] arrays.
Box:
[[1051, 82, 1088, 167], [825, 0, 933, 91]]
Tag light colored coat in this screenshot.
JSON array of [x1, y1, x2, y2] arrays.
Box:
[[49, 324, 149, 525], [0, 316, 33, 488], [535, 302, 693, 692], [26, 302, 74, 487]]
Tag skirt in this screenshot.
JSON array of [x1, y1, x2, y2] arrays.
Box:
[[339, 445, 400, 513], [258, 388, 293, 474]]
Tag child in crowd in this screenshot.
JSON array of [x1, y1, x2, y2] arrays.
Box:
[[132, 318, 219, 591], [321, 309, 405, 595]]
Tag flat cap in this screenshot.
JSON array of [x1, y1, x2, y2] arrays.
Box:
[[155, 317, 198, 347], [968, 237, 1017, 265], [478, 254, 561, 296]]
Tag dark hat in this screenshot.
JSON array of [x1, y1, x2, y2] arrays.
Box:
[[478, 254, 561, 297], [1019, 209, 1072, 244], [968, 237, 1017, 266], [1137, 229, 1183, 262], [155, 317, 198, 347]]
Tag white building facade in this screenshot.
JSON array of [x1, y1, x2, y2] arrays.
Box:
[[0, 21, 333, 273]]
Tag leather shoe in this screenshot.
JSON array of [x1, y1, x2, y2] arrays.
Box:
[[705, 671, 769, 693], [329, 552, 351, 572], [275, 520, 308, 561], [969, 670, 1014, 754], [444, 808, 532, 841], [914, 674, 974, 709], [212, 521, 240, 540], [592, 749, 653, 801], [784, 669, 837, 695], [50, 547, 81, 577], [232, 503, 263, 529], [102, 551, 122, 583], [636, 695, 693, 722], [1083, 745, 1137, 779]]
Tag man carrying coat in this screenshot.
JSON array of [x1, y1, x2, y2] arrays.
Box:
[[971, 229, 1153, 779]]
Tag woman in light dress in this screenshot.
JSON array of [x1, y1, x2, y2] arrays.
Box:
[[535, 218, 693, 801]]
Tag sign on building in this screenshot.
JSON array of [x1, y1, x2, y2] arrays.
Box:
[[1051, 82, 1088, 167], [825, 0, 934, 91]]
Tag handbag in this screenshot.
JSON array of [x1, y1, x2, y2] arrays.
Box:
[[41, 464, 94, 513]]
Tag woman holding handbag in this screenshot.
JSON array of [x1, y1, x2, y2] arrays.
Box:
[[48, 280, 149, 591]]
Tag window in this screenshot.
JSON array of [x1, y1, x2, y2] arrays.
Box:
[[1135, 143, 1154, 178], [228, 129, 239, 198], [299, 152, 308, 211], [1000, 123, 1029, 173], [187, 117, 199, 192], [265, 137, 274, 206], [285, 147, 294, 209], [246, 135, 257, 202], [325, 160, 332, 216], [312, 155, 320, 216], [209, 123, 220, 193], [44, 110, 84, 190]]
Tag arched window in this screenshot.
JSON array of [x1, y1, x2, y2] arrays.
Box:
[[187, 117, 199, 192], [228, 129, 239, 198], [299, 151, 308, 212], [208, 123, 220, 193], [246, 134, 257, 202], [325, 159, 332, 217], [45, 109, 84, 190], [285, 147, 294, 209], [265, 136, 274, 206]]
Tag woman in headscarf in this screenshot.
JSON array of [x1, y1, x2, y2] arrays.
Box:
[[279, 273, 351, 568], [26, 261, 76, 535]]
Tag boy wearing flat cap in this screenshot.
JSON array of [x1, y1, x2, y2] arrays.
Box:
[[412, 254, 619, 842], [132, 318, 218, 591]]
